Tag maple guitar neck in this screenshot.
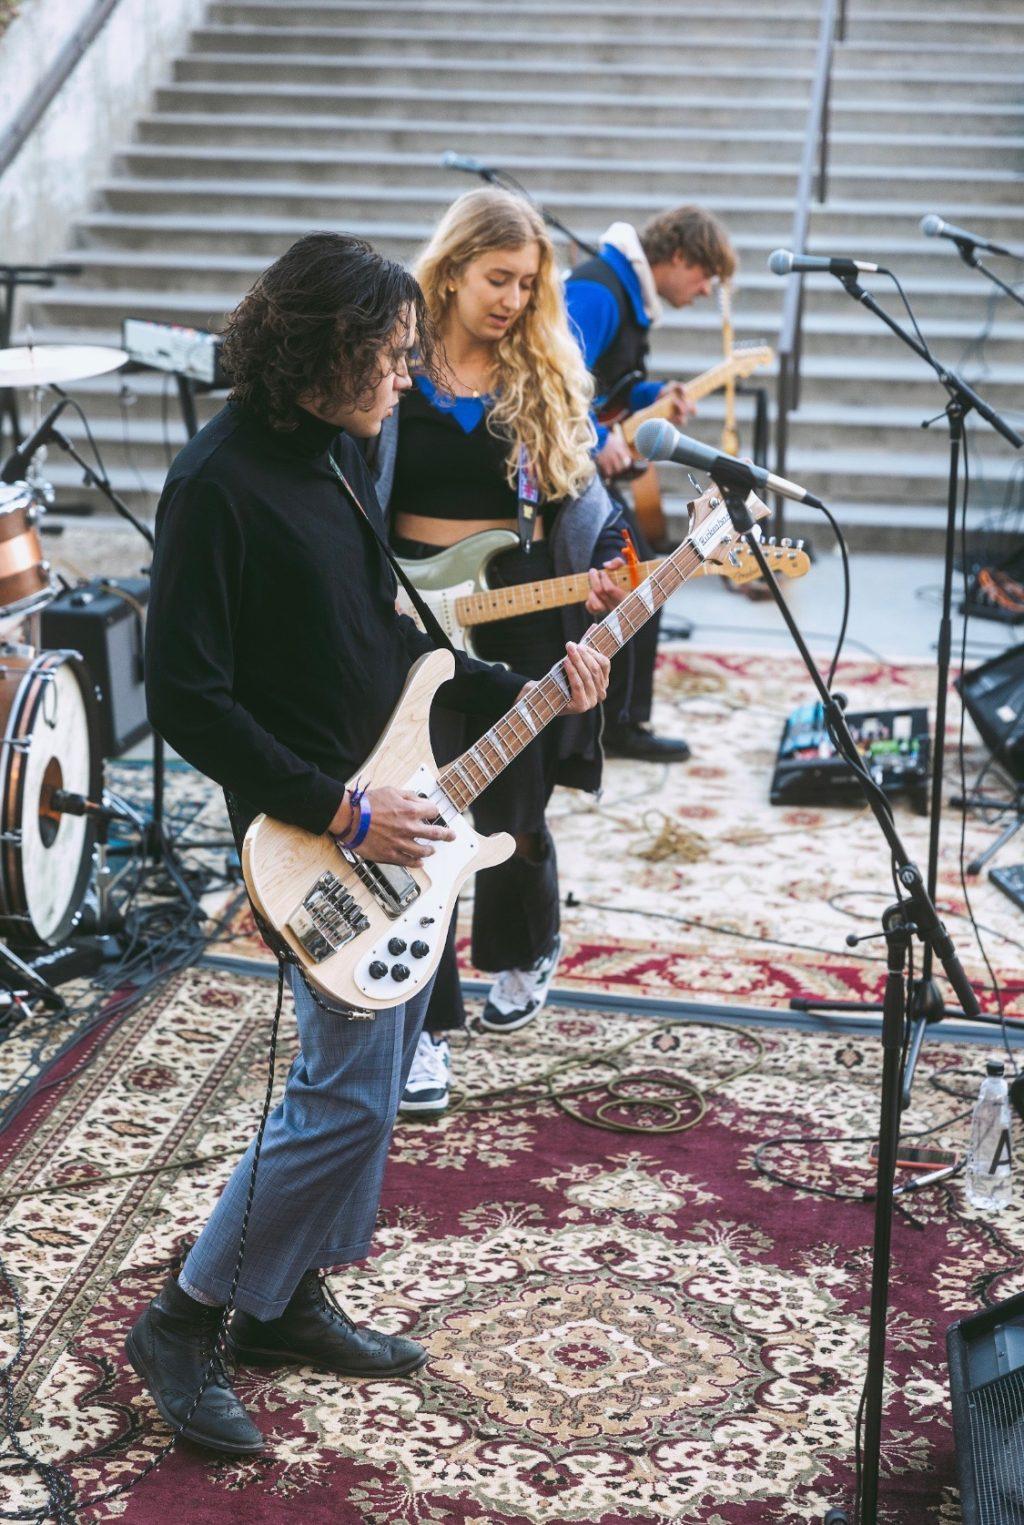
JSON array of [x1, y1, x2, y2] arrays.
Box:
[[619, 351, 772, 448], [454, 544, 806, 629]]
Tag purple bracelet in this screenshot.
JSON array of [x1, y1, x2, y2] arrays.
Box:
[[346, 792, 372, 849], [336, 781, 371, 849]]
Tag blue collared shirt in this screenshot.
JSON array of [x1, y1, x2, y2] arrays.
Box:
[[565, 245, 663, 449]]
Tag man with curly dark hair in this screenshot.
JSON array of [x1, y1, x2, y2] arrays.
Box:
[[128, 232, 611, 1453]]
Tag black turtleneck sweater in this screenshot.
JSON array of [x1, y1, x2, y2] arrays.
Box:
[[145, 403, 526, 835]]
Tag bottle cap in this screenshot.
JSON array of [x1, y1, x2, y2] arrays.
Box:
[[987, 1059, 1005, 1077]]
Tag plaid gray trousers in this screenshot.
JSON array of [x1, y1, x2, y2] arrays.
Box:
[[181, 963, 434, 1319]]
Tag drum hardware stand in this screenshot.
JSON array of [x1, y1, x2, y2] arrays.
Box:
[[709, 473, 983, 1525], [0, 263, 82, 451], [785, 268, 1024, 1107], [0, 938, 64, 1022], [52, 789, 146, 938]]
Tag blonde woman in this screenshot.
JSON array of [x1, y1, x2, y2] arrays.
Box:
[[370, 189, 626, 1106]]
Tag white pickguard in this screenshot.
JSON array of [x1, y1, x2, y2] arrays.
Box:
[[351, 762, 480, 1002], [396, 582, 474, 651]]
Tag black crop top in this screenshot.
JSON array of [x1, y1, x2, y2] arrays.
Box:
[[389, 383, 523, 522]]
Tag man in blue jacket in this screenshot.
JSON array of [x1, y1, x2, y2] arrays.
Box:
[[566, 205, 736, 763]]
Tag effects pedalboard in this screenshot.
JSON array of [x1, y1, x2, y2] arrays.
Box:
[[771, 702, 931, 812]]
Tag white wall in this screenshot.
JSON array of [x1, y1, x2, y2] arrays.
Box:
[[0, 0, 206, 265]]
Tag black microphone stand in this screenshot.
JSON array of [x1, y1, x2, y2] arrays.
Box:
[[946, 239, 1024, 313], [788, 271, 1023, 1106], [451, 161, 601, 261], [710, 475, 983, 1525]]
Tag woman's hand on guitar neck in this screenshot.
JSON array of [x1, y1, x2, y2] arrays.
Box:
[[329, 786, 456, 866], [586, 556, 628, 614]]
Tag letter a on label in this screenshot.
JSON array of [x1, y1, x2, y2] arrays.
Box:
[[989, 1128, 1013, 1173]]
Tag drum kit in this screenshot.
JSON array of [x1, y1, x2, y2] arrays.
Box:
[[0, 341, 132, 969]]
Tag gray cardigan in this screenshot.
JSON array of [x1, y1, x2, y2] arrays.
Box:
[[367, 409, 622, 786]]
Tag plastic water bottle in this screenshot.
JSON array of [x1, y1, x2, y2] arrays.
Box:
[[966, 1059, 1014, 1212]]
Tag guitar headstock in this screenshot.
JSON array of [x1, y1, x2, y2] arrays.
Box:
[[687, 485, 770, 567], [731, 344, 775, 380], [724, 537, 811, 585]]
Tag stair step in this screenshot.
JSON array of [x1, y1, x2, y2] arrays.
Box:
[[186, 23, 1024, 69], [87, 180, 1024, 244], [170, 51, 1024, 104], [130, 110, 1024, 170], [150, 81, 1024, 136], [109, 145, 1023, 211]]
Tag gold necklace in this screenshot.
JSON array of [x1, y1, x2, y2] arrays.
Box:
[[446, 358, 495, 400]]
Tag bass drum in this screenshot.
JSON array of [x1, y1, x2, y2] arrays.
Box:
[[0, 650, 101, 947]]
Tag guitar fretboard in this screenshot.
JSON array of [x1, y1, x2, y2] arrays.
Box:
[[438, 539, 704, 813]]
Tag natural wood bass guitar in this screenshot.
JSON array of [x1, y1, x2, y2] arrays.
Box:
[[397, 530, 809, 658], [242, 487, 768, 1011]]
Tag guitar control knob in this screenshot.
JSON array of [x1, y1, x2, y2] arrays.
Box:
[[368, 961, 388, 980], [410, 940, 429, 959], [388, 937, 407, 956], [391, 963, 410, 982]]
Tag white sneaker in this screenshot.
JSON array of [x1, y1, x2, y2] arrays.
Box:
[[399, 1032, 452, 1117], [480, 936, 562, 1033]]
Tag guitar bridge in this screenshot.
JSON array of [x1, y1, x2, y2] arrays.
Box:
[[288, 872, 371, 963], [337, 847, 420, 919]]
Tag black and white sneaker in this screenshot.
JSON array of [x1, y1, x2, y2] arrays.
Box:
[[399, 1032, 451, 1118], [480, 936, 562, 1033]]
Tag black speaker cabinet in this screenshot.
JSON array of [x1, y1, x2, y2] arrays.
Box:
[[957, 645, 1024, 783], [948, 1291, 1024, 1524], [41, 578, 149, 758]]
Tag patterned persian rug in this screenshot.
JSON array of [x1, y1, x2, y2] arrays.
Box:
[[210, 645, 1024, 1016], [1, 962, 1020, 1522]]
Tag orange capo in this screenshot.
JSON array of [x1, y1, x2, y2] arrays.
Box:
[[620, 526, 642, 588]]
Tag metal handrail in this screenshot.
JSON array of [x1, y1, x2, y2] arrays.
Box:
[[0, 0, 123, 180], [774, 0, 846, 515]]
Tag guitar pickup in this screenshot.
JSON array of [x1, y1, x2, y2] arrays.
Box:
[[336, 847, 419, 919], [287, 872, 370, 963]]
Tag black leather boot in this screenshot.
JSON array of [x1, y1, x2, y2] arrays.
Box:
[[228, 1270, 428, 1377], [125, 1275, 264, 1454]]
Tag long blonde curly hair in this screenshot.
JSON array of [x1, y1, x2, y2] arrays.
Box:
[[414, 189, 596, 503]]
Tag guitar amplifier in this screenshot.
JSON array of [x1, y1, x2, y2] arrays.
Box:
[[957, 645, 1024, 782], [948, 1291, 1024, 1524], [41, 578, 149, 758]]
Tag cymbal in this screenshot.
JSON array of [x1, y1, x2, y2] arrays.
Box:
[[0, 344, 128, 387]]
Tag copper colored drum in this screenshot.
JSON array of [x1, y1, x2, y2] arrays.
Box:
[[0, 650, 101, 946], [0, 483, 56, 620]]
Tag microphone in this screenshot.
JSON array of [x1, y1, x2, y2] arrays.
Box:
[[768, 248, 880, 276], [0, 397, 69, 484], [441, 151, 494, 178], [920, 214, 1016, 259], [634, 419, 826, 511]]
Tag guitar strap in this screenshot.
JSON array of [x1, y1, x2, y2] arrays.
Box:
[[327, 453, 459, 659]]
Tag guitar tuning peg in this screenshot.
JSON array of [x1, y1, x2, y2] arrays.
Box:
[[796, 539, 805, 550], [766, 535, 777, 546], [780, 537, 792, 548]]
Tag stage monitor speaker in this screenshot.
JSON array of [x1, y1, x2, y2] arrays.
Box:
[[40, 577, 149, 758], [957, 645, 1024, 783], [948, 1291, 1024, 1524]]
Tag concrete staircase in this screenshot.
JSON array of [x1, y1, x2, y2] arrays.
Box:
[[19, 0, 1024, 550]]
